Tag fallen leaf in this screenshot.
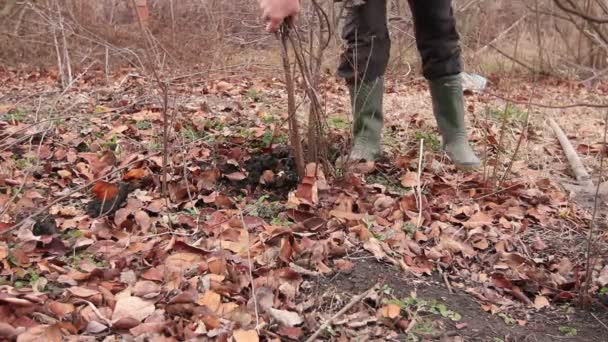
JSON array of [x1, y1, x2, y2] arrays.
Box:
[[534, 295, 550, 310], [267, 308, 303, 327], [225, 172, 247, 181], [67, 286, 99, 298], [133, 281, 162, 298], [123, 168, 147, 180], [400, 171, 418, 188], [86, 320, 108, 334], [597, 266, 608, 287], [16, 325, 62, 342], [91, 181, 119, 201], [57, 170, 72, 179], [363, 238, 387, 260], [233, 329, 259, 342], [277, 326, 303, 339], [0, 323, 16, 339], [134, 210, 151, 232], [164, 252, 203, 273], [380, 303, 401, 319], [112, 295, 155, 323], [197, 290, 221, 313], [439, 235, 476, 258], [334, 259, 355, 271], [463, 212, 492, 229], [48, 301, 75, 317]]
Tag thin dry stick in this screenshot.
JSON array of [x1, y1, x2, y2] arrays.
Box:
[[489, 92, 608, 109], [2, 153, 161, 235], [498, 83, 538, 187], [580, 111, 608, 307], [131, 0, 171, 198], [416, 139, 424, 228], [304, 285, 376, 342], [591, 312, 608, 332]]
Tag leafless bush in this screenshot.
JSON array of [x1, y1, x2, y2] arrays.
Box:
[[0, 0, 607, 81]]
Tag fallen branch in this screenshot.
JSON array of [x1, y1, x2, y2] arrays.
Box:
[[304, 285, 377, 342], [548, 118, 592, 183], [580, 111, 608, 308], [489, 92, 608, 109]]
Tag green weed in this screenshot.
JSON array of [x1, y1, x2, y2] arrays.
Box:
[[136, 120, 153, 130], [413, 131, 441, 152], [489, 104, 527, 123], [246, 88, 263, 102], [1, 110, 26, 123], [558, 326, 577, 337], [328, 115, 350, 130]]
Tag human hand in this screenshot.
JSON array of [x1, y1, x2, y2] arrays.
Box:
[[258, 0, 301, 32]]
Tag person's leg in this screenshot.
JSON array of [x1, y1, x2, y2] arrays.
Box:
[[408, 0, 480, 169], [337, 0, 390, 161]]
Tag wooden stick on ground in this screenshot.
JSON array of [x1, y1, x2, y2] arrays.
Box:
[[548, 118, 592, 184], [304, 285, 377, 342]]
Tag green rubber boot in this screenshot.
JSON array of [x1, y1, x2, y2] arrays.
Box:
[[429, 74, 480, 170], [348, 77, 384, 161]]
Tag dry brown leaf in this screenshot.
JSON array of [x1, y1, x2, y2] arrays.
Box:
[[198, 290, 222, 313], [208, 257, 227, 275], [48, 301, 75, 317], [0, 242, 7, 260], [363, 238, 386, 260], [267, 308, 303, 327], [463, 212, 492, 229], [16, 325, 62, 342], [533, 295, 550, 310], [164, 252, 203, 273], [67, 286, 99, 298], [598, 266, 608, 287], [400, 171, 418, 188], [91, 181, 119, 201], [133, 280, 162, 298], [134, 210, 151, 232], [233, 329, 259, 342], [57, 170, 72, 179], [123, 168, 147, 180], [439, 235, 477, 258], [0, 323, 16, 339], [380, 303, 401, 319], [112, 295, 155, 323], [225, 172, 247, 181]]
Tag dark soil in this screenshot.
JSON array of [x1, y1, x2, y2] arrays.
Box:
[[313, 258, 608, 341], [220, 147, 298, 199]]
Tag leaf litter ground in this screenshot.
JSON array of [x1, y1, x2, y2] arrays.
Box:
[[0, 68, 607, 341]]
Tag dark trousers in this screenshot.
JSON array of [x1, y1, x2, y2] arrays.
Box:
[[337, 0, 462, 84]]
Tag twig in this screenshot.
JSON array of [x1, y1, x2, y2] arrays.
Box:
[[416, 139, 424, 228], [591, 313, 608, 332], [442, 270, 454, 294], [238, 208, 260, 330], [580, 111, 608, 307], [489, 92, 608, 109], [475, 14, 529, 55], [304, 285, 376, 342], [2, 152, 161, 235], [404, 309, 419, 334], [548, 118, 592, 183], [498, 84, 537, 187], [554, 0, 608, 23], [131, 0, 172, 198]]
